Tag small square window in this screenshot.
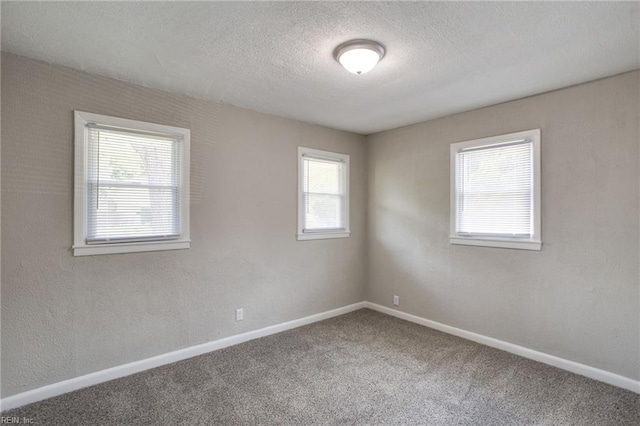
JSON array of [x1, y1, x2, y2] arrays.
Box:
[[298, 147, 350, 240], [450, 129, 541, 250], [73, 111, 190, 256]]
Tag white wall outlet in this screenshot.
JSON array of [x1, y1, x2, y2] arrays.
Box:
[[235, 308, 244, 321], [393, 295, 400, 306]]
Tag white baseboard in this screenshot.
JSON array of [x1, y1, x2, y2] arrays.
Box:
[[3, 300, 637, 412], [364, 302, 640, 394], [0, 302, 366, 412]]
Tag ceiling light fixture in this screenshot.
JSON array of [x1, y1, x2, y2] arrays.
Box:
[[334, 39, 385, 75]]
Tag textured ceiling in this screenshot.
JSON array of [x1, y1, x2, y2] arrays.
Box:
[[2, 2, 639, 135]]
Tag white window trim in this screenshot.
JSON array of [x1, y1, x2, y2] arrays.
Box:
[[297, 146, 350, 241], [449, 129, 541, 251], [73, 111, 191, 256]]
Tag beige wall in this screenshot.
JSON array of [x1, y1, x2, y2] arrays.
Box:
[[367, 71, 640, 380], [2, 52, 639, 398], [0, 53, 367, 397]]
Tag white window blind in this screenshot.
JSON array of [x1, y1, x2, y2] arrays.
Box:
[[297, 146, 350, 241], [86, 124, 184, 244], [302, 156, 345, 231], [455, 140, 533, 237]]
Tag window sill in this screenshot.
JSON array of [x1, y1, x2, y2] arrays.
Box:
[[73, 240, 191, 256], [449, 236, 541, 251], [297, 231, 351, 241]]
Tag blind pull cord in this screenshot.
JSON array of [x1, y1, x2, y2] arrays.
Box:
[[305, 160, 310, 214], [96, 130, 100, 210]]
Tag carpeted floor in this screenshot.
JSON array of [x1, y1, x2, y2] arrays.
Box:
[[4, 309, 639, 425]]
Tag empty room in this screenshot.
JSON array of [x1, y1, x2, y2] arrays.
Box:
[[1, 1, 639, 424]]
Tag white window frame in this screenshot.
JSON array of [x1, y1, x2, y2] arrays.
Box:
[[450, 129, 541, 251], [297, 147, 350, 241], [73, 111, 190, 256]]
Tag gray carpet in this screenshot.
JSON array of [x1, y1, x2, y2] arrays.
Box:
[[4, 309, 639, 425]]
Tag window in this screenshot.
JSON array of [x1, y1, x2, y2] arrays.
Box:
[[450, 129, 541, 250], [73, 111, 190, 256], [298, 147, 350, 240]]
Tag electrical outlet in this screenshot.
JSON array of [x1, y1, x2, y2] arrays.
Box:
[[235, 308, 244, 321], [393, 295, 400, 306]]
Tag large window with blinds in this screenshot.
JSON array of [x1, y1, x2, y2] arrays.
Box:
[[298, 147, 350, 240], [74, 111, 190, 256], [450, 129, 541, 250]]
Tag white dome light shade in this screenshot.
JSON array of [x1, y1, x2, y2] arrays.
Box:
[[334, 40, 385, 75], [338, 49, 381, 75]]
